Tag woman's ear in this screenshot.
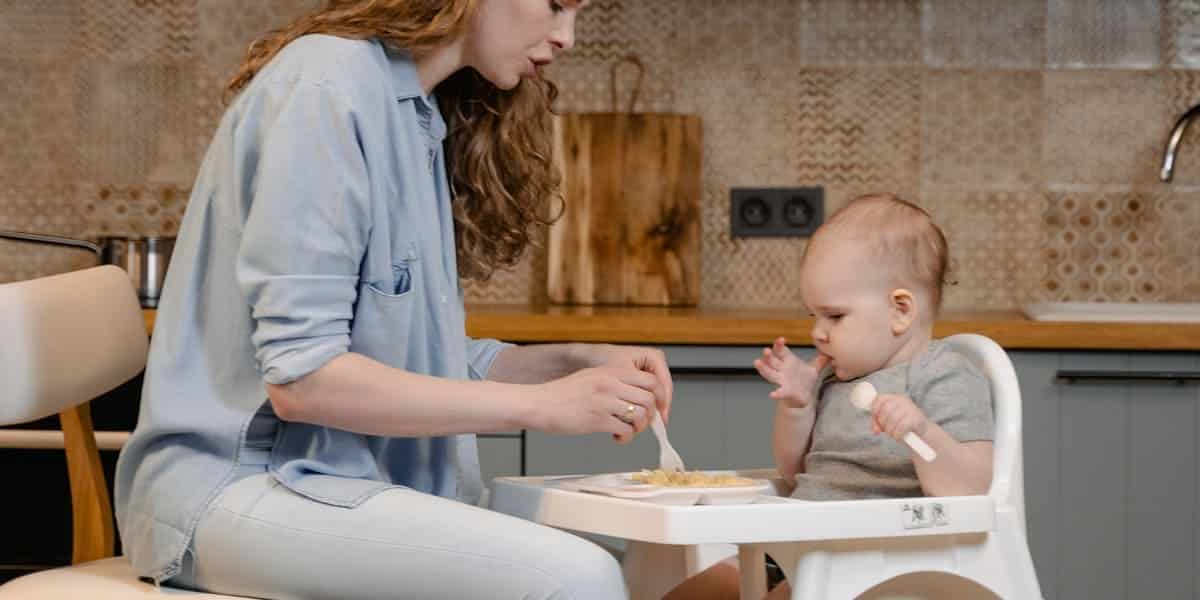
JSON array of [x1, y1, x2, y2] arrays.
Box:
[[889, 288, 917, 336]]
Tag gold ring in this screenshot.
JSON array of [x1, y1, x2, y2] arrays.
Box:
[[618, 403, 637, 424]]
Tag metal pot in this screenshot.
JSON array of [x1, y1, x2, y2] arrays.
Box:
[[0, 230, 174, 308]]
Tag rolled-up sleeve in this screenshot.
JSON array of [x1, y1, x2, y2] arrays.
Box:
[[236, 79, 370, 385], [465, 337, 513, 381]]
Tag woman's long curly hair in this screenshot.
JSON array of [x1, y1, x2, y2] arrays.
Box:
[[225, 0, 561, 282]]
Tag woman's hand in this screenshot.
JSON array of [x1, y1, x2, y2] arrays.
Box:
[[754, 337, 830, 408], [870, 393, 929, 442], [570, 344, 674, 423], [531, 366, 660, 443]]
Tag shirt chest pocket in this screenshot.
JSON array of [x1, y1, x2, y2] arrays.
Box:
[[353, 244, 424, 369], [377, 243, 419, 297]]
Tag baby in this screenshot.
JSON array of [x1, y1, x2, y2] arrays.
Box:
[[665, 193, 995, 600]]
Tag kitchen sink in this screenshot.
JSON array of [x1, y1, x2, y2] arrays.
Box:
[[1022, 302, 1200, 323]]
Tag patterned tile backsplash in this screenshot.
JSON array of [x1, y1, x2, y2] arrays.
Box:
[[2, 0, 1198, 310]]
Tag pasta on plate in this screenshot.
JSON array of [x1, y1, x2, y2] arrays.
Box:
[[630, 469, 755, 487]]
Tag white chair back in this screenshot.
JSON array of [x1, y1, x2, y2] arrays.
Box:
[[0, 267, 247, 599], [941, 333, 1026, 531], [0, 265, 148, 426]]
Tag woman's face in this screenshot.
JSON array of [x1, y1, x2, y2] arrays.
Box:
[[466, 0, 587, 89]]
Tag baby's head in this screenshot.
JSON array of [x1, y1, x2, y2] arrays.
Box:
[[800, 193, 950, 380]]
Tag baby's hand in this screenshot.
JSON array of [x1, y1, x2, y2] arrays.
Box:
[[753, 337, 830, 408], [870, 393, 929, 442]]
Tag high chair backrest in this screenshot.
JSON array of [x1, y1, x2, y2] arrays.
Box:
[[0, 265, 149, 563], [941, 333, 1026, 530]]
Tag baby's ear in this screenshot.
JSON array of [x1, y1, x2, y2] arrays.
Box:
[[889, 288, 917, 335]]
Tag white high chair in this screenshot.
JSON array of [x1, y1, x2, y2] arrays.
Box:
[[0, 266, 241, 599], [489, 334, 1043, 600], [633, 333, 1045, 599]]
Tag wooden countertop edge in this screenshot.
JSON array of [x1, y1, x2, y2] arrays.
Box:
[[142, 307, 1200, 351]]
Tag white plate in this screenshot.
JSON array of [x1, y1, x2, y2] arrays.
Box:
[[559, 471, 771, 505]]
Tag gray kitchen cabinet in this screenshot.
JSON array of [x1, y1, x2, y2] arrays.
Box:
[[478, 434, 523, 483], [1014, 350, 1200, 600], [722, 375, 777, 469]]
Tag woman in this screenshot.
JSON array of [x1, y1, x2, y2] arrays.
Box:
[[115, 1, 669, 598]]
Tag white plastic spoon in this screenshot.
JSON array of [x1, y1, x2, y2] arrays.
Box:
[[650, 412, 686, 473], [849, 382, 937, 462]]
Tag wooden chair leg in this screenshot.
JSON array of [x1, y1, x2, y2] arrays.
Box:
[[59, 402, 115, 564]]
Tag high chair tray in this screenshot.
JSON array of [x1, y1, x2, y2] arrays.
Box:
[[489, 473, 998, 545], [560, 471, 771, 505]]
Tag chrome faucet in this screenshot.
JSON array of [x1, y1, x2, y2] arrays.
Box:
[[1161, 103, 1200, 181]]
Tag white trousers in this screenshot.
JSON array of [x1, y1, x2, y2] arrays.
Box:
[[169, 472, 627, 600]]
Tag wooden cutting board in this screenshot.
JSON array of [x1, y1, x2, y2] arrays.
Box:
[[547, 112, 702, 306]]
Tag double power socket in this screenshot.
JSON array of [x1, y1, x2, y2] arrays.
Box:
[[730, 187, 824, 238]]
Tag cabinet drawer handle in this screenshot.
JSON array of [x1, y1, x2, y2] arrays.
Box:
[[1055, 370, 1200, 385]]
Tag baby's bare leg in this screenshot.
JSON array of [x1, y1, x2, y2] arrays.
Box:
[[766, 580, 793, 600], [662, 558, 741, 600]]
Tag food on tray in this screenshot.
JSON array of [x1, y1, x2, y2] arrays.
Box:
[[630, 469, 755, 487]]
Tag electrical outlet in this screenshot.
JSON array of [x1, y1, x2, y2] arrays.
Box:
[[730, 187, 824, 238]]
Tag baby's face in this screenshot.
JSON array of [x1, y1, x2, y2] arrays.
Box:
[[800, 237, 904, 380]]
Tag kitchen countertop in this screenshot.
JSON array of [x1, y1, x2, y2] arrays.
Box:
[[144, 304, 1200, 351]]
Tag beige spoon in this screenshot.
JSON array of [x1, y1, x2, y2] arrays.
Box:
[[850, 382, 937, 462]]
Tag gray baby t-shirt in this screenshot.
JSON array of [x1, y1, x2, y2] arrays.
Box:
[[789, 340, 994, 501]]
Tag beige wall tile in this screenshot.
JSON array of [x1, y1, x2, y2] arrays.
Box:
[[922, 0, 1046, 68], [77, 63, 201, 186], [922, 189, 1047, 311], [679, 61, 799, 185], [0, 59, 82, 185], [1043, 70, 1166, 185], [197, 0, 322, 76], [0, 185, 86, 235], [1166, 0, 1200, 68], [463, 232, 548, 305], [0, 185, 95, 284], [1047, 0, 1163, 68], [1149, 190, 1200, 300], [79, 0, 198, 64], [0, 1, 83, 62], [548, 0, 689, 114], [677, 0, 800, 70], [82, 183, 189, 238], [798, 0, 922, 66], [1040, 190, 1194, 302], [794, 68, 922, 192], [921, 70, 1042, 189]]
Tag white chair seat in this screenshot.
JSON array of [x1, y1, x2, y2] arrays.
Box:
[[0, 557, 244, 599]]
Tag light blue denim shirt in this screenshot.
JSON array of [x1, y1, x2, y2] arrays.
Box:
[[114, 35, 511, 583]]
